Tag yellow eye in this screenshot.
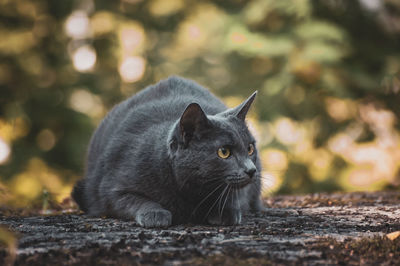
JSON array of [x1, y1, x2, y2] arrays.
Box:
[[217, 147, 231, 159], [248, 143, 255, 156]]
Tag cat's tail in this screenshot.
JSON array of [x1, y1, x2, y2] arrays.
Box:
[[71, 180, 88, 212]]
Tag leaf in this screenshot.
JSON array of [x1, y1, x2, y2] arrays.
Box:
[[295, 21, 346, 43], [244, 0, 311, 24], [386, 231, 400, 241], [301, 42, 344, 63]]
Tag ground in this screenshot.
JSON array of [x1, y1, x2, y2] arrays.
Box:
[[1, 191, 400, 265]]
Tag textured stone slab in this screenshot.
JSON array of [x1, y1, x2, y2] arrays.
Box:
[[1, 191, 400, 265]]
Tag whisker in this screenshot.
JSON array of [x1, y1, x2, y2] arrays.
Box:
[[199, 177, 222, 189], [231, 186, 234, 210], [261, 185, 274, 195], [218, 185, 229, 219], [190, 182, 224, 218], [200, 178, 224, 192], [204, 179, 224, 186], [205, 184, 228, 221], [220, 185, 231, 220], [204, 176, 224, 183]]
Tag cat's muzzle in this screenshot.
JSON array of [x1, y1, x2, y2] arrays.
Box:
[[225, 176, 250, 189]]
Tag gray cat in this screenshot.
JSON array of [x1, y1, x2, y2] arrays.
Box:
[[72, 76, 264, 227]]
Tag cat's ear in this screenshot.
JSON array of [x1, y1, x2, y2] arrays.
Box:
[[225, 91, 257, 121], [179, 103, 209, 146]]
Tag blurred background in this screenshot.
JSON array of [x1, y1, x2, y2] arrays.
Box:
[[1, 0, 400, 209]]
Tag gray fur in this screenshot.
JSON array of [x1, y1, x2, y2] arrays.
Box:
[[72, 76, 264, 227]]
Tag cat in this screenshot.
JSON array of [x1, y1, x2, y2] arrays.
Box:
[[72, 76, 264, 227]]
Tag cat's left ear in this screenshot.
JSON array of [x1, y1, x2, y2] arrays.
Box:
[[225, 91, 257, 121], [179, 103, 209, 146]]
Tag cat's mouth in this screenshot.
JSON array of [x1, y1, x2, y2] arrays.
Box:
[[225, 176, 251, 189]]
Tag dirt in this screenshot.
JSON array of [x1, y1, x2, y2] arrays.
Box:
[[1, 191, 400, 265]]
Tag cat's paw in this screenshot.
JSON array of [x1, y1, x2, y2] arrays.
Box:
[[136, 209, 172, 228], [232, 209, 242, 224]]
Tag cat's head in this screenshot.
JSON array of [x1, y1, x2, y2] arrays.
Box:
[[167, 92, 260, 196]]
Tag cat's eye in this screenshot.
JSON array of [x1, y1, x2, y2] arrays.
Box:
[[217, 147, 231, 159], [248, 143, 255, 156]]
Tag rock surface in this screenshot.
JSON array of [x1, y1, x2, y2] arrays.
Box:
[[1, 191, 400, 265]]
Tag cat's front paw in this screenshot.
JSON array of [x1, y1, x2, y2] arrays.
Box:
[[136, 209, 172, 228], [232, 209, 242, 224]]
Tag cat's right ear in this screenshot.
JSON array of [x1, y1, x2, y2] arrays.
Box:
[[179, 103, 209, 147]]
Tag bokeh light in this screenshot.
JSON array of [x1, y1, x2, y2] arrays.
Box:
[[72, 45, 97, 72], [274, 118, 304, 145], [69, 89, 105, 118], [119, 56, 146, 83], [119, 24, 145, 53], [0, 138, 11, 164], [65, 11, 91, 39]]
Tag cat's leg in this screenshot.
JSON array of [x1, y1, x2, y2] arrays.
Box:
[[249, 194, 267, 212], [111, 193, 172, 228], [207, 207, 242, 225], [206, 190, 243, 225], [249, 178, 267, 212]]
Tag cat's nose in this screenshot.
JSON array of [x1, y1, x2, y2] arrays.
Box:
[[245, 168, 256, 178], [244, 159, 256, 178]]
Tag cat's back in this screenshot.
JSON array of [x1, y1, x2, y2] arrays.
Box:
[[125, 76, 226, 119], [104, 76, 226, 131], [89, 76, 226, 159]]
